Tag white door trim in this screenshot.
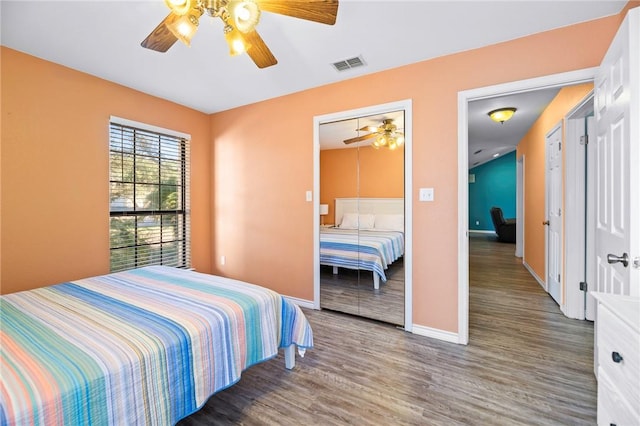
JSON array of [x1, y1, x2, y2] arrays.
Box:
[[515, 155, 524, 258], [313, 99, 413, 331], [564, 93, 594, 319], [457, 68, 597, 345], [585, 116, 597, 320]]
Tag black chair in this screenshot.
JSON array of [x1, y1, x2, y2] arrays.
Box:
[[490, 207, 516, 243]]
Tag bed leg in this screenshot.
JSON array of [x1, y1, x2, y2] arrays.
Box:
[[374, 274, 380, 290], [284, 344, 296, 369], [332, 266, 338, 275]]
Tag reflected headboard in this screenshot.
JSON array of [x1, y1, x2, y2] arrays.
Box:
[[334, 198, 404, 226]]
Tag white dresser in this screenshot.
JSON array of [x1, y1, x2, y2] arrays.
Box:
[[592, 293, 640, 426]]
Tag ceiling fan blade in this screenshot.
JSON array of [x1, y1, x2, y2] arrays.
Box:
[[344, 133, 376, 145], [244, 30, 278, 68], [257, 0, 339, 25], [141, 13, 179, 52]]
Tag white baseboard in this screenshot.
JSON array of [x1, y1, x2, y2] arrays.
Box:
[[292, 299, 461, 344], [412, 324, 461, 344], [523, 261, 546, 290], [283, 296, 315, 310], [469, 230, 496, 236]]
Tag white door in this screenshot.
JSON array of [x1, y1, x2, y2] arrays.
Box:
[[593, 7, 639, 298], [546, 125, 563, 304]]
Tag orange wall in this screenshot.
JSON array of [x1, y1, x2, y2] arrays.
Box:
[[320, 146, 404, 223], [209, 11, 627, 332], [516, 83, 594, 282], [1, 47, 212, 294]]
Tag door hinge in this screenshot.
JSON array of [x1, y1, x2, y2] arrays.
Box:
[[558, 274, 561, 283], [559, 141, 562, 150], [579, 281, 587, 292], [580, 135, 589, 145]]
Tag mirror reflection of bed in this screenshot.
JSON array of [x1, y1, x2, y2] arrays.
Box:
[[319, 111, 405, 326]]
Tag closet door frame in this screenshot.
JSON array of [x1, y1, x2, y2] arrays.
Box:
[[313, 99, 413, 331]]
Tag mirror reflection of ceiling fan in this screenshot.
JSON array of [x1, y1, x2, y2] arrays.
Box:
[[343, 119, 405, 150], [141, 0, 339, 69]]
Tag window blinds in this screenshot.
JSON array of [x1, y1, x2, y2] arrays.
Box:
[[109, 122, 190, 272]]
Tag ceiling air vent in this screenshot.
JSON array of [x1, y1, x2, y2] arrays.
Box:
[[332, 55, 366, 72]]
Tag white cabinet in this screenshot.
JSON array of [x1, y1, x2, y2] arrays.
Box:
[[592, 293, 640, 426]]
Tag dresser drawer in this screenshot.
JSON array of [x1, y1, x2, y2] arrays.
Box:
[[597, 368, 640, 426], [597, 304, 640, 410]]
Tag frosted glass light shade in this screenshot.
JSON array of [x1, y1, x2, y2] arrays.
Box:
[[488, 107, 517, 124]]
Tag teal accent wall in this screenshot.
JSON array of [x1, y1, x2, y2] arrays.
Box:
[[469, 151, 516, 231]]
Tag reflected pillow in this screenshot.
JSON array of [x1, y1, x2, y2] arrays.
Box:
[[339, 213, 359, 229], [340, 213, 376, 230], [358, 213, 375, 230], [374, 214, 404, 232]]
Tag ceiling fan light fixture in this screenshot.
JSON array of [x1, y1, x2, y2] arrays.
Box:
[[224, 26, 250, 56], [371, 134, 385, 149], [164, 0, 193, 16], [167, 13, 200, 46], [488, 107, 517, 124], [229, 0, 261, 33]]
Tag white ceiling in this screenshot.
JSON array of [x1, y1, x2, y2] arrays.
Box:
[[1, 1, 624, 166], [467, 87, 562, 168]]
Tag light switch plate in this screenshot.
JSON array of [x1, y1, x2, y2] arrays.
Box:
[[306, 190, 312, 202], [419, 187, 434, 202]]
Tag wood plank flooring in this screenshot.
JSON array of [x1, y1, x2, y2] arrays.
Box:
[[179, 235, 596, 425], [319, 258, 405, 326]]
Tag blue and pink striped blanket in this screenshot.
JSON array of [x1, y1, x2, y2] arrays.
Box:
[[0, 266, 313, 425]]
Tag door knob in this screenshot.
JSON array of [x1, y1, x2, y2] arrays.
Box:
[[607, 253, 629, 267], [542, 220, 550, 226], [611, 351, 624, 363]]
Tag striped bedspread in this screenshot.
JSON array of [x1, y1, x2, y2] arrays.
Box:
[[0, 266, 313, 425], [320, 228, 405, 282]]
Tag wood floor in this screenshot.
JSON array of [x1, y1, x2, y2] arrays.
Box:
[[179, 235, 596, 425], [319, 258, 405, 326]]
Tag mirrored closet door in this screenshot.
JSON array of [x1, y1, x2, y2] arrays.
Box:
[[318, 110, 405, 326]]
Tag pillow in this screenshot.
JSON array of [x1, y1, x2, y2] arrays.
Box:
[[339, 213, 359, 229], [340, 213, 376, 230], [374, 214, 404, 232], [358, 213, 376, 230]]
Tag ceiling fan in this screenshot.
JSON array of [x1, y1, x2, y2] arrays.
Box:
[[343, 119, 405, 150], [141, 0, 339, 69]]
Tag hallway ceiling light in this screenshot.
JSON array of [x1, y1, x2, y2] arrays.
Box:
[[488, 107, 517, 124]]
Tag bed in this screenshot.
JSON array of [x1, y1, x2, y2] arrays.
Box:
[[320, 198, 405, 289], [0, 265, 313, 425]]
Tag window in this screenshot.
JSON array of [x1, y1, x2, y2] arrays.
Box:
[[109, 119, 190, 272]]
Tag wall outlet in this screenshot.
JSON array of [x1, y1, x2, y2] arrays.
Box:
[[475, 220, 480, 226], [419, 187, 434, 202], [221, 255, 226, 265]]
